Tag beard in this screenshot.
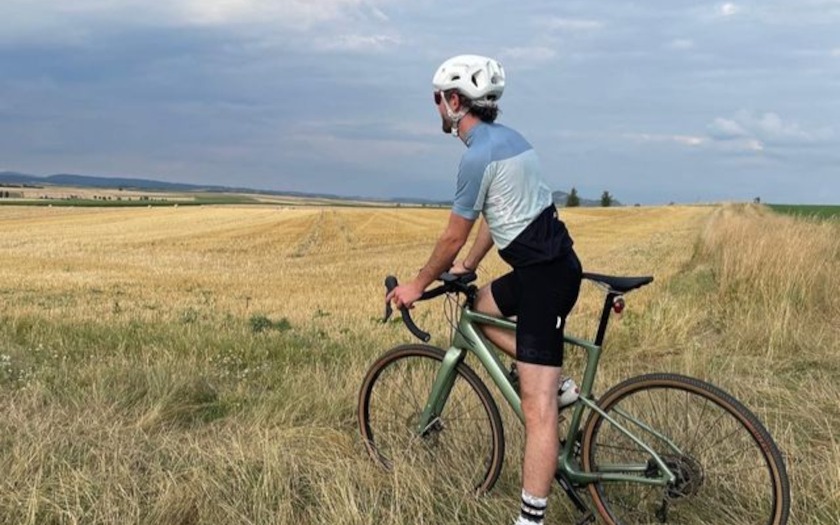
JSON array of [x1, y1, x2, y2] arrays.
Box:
[[440, 115, 452, 134]]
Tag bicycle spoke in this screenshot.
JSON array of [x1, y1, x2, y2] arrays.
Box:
[[684, 397, 712, 455], [704, 463, 770, 477], [693, 424, 749, 458]]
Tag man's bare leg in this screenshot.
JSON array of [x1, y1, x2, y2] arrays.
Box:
[[473, 284, 561, 508], [517, 362, 562, 497]]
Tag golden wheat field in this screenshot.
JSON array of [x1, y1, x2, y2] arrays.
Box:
[[0, 203, 838, 524]]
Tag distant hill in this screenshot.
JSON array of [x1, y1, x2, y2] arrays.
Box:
[[0, 171, 612, 206], [0, 171, 412, 204], [0, 172, 41, 186], [0, 171, 291, 195]]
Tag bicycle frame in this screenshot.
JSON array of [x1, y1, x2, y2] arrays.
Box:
[[414, 293, 678, 488]]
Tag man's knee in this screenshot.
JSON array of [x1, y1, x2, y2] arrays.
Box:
[[474, 285, 500, 315], [521, 389, 558, 419]]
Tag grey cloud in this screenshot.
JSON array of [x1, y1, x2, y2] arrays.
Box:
[[708, 110, 835, 146], [314, 33, 403, 52], [708, 117, 750, 140], [499, 47, 558, 67], [539, 17, 605, 31]]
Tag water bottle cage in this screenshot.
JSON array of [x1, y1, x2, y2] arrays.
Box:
[[612, 295, 626, 314]]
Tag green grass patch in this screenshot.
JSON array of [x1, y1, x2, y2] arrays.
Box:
[[192, 194, 260, 205], [768, 204, 840, 219], [248, 314, 292, 333]]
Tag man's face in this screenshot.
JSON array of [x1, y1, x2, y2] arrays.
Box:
[[434, 91, 453, 134]]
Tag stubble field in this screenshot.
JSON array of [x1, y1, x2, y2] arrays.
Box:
[[0, 203, 837, 524]]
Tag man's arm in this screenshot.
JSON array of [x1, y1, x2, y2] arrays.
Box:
[[387, 212, 475, 309], [461, 218, 493, 271]]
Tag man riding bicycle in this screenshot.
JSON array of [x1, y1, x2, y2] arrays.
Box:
[[386, 54, 583, 525]]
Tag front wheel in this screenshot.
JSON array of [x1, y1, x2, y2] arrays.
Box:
[[357, 344, 505, 494], [581, 373, 790, 525]]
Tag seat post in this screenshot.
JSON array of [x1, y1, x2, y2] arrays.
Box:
[[594, 292, 619, 347]]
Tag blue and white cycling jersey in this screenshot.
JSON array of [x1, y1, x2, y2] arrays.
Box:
[[452, 122, 573, 267]]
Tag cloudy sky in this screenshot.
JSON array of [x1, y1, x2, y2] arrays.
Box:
[[1, 0, 838, 204]]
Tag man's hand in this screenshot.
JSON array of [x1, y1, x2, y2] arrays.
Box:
[[449, 260, 474, 275], [386, 280, 425, 310]]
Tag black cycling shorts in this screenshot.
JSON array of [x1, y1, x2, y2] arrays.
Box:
[[491, 251, 582, 367]]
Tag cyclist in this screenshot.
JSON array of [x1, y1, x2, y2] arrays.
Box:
[[386, 54, 582, 525]]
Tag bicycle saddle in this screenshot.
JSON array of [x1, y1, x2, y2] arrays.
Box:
[[582, 272, 654, 293]]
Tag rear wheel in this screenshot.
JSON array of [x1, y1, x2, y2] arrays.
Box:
[[358, 344, 505, 493], [581, 373, 790, 525]]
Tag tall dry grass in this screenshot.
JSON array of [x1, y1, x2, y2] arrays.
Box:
[[0, 203, 836, 524], [590, 204, 840, 524]]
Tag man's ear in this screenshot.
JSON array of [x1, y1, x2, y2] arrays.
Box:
[[448, 92, 461, 111]]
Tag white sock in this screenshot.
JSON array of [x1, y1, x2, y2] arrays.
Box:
[[516, 489, 547, 524]]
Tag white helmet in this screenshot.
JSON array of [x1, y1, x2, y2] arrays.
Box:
[[432, 54, 505, 108]]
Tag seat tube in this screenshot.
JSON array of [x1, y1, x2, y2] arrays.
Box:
[[415, 347, 467, 434], [594, 292, 619, 347]]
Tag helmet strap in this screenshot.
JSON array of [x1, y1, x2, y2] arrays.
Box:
[[441, 95, 468, 138]]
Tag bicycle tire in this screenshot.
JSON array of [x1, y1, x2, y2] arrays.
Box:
[[580, 373, 790, 525], [358, 344, 505, 494]]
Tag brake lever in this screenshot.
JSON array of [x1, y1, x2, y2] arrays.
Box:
[[383, 275, 397, 322]]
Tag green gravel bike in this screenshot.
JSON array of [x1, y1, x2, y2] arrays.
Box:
[[358, 272, 790, 525]]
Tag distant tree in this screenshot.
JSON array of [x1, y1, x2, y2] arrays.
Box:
[[566, 187, 580, 207], [753, 196, 761, 204], [600, 190, 613, 207]]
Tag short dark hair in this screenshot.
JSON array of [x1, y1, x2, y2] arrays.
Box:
[[446, 90, 500, 123], [468, 104, 500, 123]]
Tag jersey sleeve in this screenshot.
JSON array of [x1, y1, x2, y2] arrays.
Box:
[[452, 151, 488, 220]]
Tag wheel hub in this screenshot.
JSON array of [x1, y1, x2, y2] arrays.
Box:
[[664, 454, 704, 500]]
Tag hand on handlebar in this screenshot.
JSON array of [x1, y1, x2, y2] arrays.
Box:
[[383, 276, 432, 342], [385, 280, 425, 311], [449, 260, 474, 275]]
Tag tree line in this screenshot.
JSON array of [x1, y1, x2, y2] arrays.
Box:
[[565, 188, 614, 207]]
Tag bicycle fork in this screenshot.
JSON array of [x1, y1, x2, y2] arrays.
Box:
[[415, 347, 466, 435]]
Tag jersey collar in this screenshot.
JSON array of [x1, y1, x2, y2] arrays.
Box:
[[464, 121, 488, 147]]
